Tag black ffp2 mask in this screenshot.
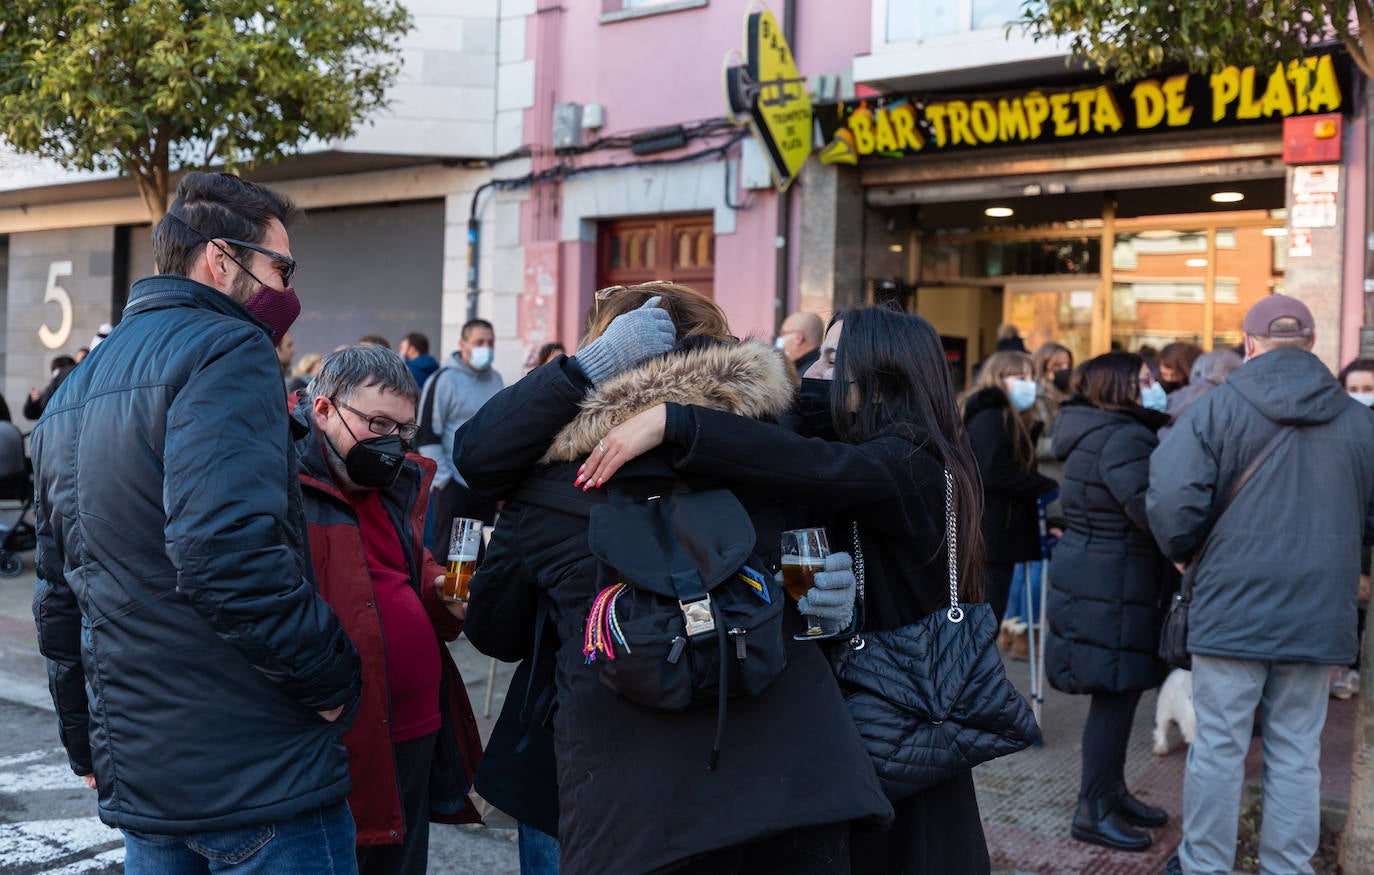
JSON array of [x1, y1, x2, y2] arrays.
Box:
[[796, 378, 838, 440], [326, 415, 408, 490]]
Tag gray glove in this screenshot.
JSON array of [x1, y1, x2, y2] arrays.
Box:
[[573, 296, 676, 385], [796, 552, 857, 625]]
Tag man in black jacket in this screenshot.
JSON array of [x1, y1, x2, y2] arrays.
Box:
[[32, 172, 362, 874], [1148, 295, 1374, 875]]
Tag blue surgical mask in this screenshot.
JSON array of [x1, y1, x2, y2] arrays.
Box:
[[774, 335, 789, 351], [1141, 381, 1168, 412], [469, 346, 493, 371], [1006, 378, 1038, 412], [1350, 391, 1374, 408]]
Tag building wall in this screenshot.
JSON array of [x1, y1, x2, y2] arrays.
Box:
[[516, 1, 871, 350], [5, 227, 115, 421]]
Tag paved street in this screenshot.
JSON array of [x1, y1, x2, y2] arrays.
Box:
[[0, 555, 1357, 874]]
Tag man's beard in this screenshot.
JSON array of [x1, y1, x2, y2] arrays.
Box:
[[228, 269, 259, 305]]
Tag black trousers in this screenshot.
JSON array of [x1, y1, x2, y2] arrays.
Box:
[[660, 822, 851, 875], [984, 562, 1016, 626], [357, 731, 437, 875], [1079, 690, 1143, 801]]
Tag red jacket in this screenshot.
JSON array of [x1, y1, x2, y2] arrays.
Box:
[[295, 417, 482, 845]]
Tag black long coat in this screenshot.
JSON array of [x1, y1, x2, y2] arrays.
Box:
[[662, 405, 992, 875], [964, 387, 1057, 564], [1045, 401, 1172, 695], [456, 343, 892, 875]]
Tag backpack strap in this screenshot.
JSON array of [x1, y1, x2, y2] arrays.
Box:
[[416, 365, 452, 447]]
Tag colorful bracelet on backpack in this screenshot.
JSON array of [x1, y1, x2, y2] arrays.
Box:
[[584, 582, 631, 664]]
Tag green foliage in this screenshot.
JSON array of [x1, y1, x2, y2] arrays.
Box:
[[1019, 1, 1374, 82], [0, 1, 412, 216]]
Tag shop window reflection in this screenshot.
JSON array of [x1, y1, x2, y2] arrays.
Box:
[[921, 237, 1098, 280]]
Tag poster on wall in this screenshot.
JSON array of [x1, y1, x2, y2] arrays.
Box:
[[1291, 165, 1339, 229]]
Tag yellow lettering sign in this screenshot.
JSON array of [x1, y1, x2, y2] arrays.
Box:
[[1050, 92, 1074, 136], [889, 104, 924, 151], [924, 103, 948, 148], [1163, 74, 1193, 126], [998, 98, 1028, 140], [848, 107, 876, 154], [1210, 67, 1239, 122], [1308, 54, 1341, 112], [1024, 92, 1050, 139], [1091, 86, 1124, 133], [1133, 80, 1166, 128], [970, 100, 998, 143]]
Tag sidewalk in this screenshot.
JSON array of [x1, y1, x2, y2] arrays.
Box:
[[979, 655, 1356, 874]]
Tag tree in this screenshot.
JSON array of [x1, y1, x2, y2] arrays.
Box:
[[0, 1, 412, 222], [1019, 1, 1374, 80]]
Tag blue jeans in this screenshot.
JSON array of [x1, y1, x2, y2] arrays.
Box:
[[123, 801, 357, 874], [518, 822, 560, 874], [1004, 562, 1043, 624]]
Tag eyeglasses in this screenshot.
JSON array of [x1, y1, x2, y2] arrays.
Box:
[[334, 399, 419, 442], [221, 237, 297, 285]]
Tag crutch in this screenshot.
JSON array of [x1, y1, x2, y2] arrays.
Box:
[[1026, 497, 1053, 737]]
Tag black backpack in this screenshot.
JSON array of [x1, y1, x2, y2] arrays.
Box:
[[583, 468, 786, 768]]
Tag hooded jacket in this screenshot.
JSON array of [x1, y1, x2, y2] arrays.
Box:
[[1045, 401, 1171, 694], [457, 341, 892, 875], [293, 402, 483, 844], [31, 275, 361, 833], [963, 387, 1057, 564], [1147, 347, 1374, 664], [420, 352, 504, 489]]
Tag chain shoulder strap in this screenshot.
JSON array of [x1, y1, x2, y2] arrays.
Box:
[[849, 467, 963, 635], [944, 467, 964, 623]]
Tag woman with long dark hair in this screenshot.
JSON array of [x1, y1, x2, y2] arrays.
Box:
[[961, 351, 1058, 625], [456, 284, 891, 875], [1044, 352, 1171, 852], [582, 306, 992, 874]]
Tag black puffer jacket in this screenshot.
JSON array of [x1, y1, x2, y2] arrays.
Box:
[[32, 275, 361, 834], [458, 343, 892, 875], [964, 387, 1057, 564], [1045, 401, 1171, 695]]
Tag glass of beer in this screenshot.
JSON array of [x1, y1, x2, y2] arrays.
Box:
[[442, 517, 482, 603], [781, 527, 836, 640]]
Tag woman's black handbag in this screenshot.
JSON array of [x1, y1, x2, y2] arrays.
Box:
[[828, 469, 1041, 802], [1158, 424, 1295, 670]]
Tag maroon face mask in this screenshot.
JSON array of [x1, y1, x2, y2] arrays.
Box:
[[242, 284, 300, 347]]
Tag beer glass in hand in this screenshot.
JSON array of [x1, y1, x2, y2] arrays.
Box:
[[443, 518, 482, 603], [781, 527, 834, 640]]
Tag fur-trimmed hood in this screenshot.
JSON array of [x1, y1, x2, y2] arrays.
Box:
[[541, 340, 794, 463]]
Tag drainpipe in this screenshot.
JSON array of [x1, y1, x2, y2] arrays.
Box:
[[773, 0, 797, 333]]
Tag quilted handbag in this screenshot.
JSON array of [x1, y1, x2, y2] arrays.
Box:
[[828, 469, 1041, 801]]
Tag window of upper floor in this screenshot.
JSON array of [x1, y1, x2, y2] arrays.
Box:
[[600, 0, 708, 24], [860, 0, 1072, 90]]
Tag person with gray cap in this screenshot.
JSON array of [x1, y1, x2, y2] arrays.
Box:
[[1148, 295, 1374, 875]]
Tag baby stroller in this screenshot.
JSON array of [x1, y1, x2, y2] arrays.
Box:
[[0, 421, 35, 577]]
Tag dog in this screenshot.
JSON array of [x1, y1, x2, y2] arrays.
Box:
[[1152, 668, 1195, 755]]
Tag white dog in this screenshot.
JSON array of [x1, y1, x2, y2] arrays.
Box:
[[1152, 668, 1195, 755]]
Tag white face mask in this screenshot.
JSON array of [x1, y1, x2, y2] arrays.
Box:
[[1006, 377, 1038, 412], [1350, 391, 1374, 408], [774, 335, 789, 351], [468, 346, 493, 371]]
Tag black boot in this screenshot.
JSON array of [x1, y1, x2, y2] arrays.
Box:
[[1071, 797, 1152, 851], [1107, 784, 1168, 828]]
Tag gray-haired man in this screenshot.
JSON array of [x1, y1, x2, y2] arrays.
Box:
[[1149, 295, 1374, 875]]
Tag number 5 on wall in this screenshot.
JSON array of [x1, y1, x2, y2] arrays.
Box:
[[38, 260, 74, 350]]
